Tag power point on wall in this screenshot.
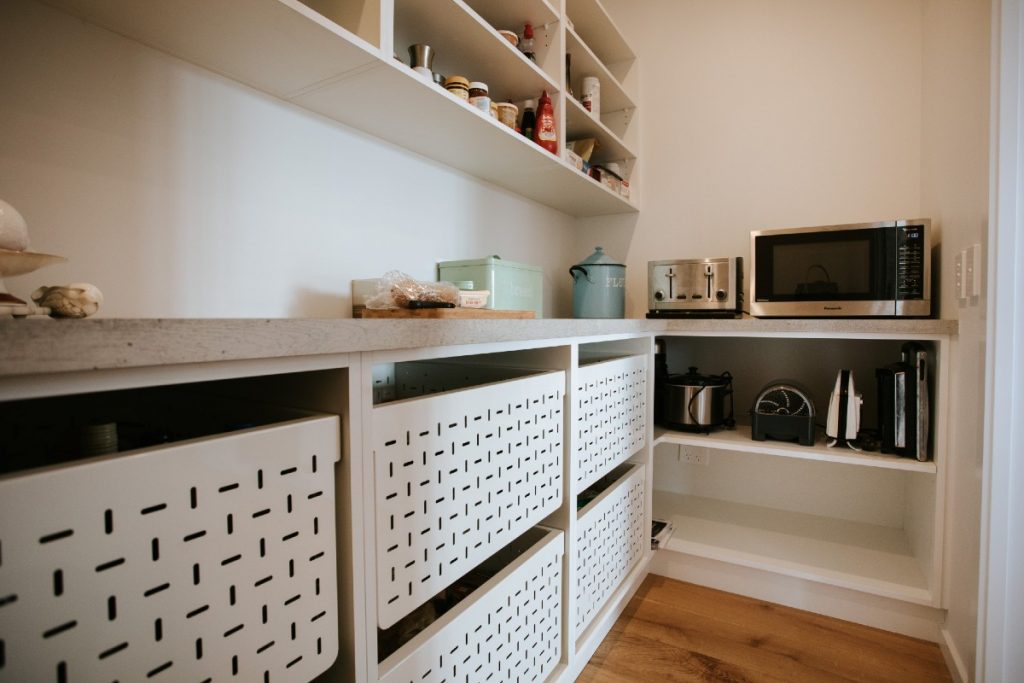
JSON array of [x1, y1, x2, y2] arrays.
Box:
[[677, 446, 709, 465]]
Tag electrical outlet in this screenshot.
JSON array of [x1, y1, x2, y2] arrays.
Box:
[[677, 446, 708, 465]]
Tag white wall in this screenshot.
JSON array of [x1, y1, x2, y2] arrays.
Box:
[[919, 0, 991, 679], [586, 0, 926, 316], [0, 0, 578, 318]]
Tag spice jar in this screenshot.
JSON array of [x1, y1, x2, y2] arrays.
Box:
[[444, 75, 470, 101], [468, 81, 491, 114]]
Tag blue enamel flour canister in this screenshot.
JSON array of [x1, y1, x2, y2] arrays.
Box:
[[570, 246, 626, 318]]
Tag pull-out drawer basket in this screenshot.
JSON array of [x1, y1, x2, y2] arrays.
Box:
[[575, 355, 647, 491], [379, 527, 563, 683], [574, 463, 646, 634], [372, 370, 564, 628], [0, 411, 341, 683]]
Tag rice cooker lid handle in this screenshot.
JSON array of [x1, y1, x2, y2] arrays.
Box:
[[674, 367, 731, 386]]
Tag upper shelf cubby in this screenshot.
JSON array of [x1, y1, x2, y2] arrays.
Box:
[[393, 0, 559, 103], [566, 0, 635, 78]]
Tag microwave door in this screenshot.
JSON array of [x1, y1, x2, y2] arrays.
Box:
[[753, 227, 897, 316]]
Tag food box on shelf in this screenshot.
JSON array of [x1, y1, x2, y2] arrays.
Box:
[[437, 256, 543, 317], [565, 148, 585, 172]]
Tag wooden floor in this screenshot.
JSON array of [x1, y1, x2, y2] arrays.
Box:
[[577, 576, 952, 683]]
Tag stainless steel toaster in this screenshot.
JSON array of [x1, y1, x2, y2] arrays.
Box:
[[646, 257, 742, 318]]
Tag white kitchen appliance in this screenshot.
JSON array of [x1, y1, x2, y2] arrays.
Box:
[[826, 369, 862, 447]]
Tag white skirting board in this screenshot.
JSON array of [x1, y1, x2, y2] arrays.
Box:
[[649, 551, 945, 642], [939, 627, 970, 683]]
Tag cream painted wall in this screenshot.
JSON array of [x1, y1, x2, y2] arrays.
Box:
[[0, 0, 578, 318], [920, 0, 991, 679], [586, 0, 925, 317]]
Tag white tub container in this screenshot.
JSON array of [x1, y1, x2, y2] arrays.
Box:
[[0, 408, 341, 683], [575, 354, 647, 490], [378, 527, 563, 683], [372, 369, 564, 628], [574, 463, 646, 633]]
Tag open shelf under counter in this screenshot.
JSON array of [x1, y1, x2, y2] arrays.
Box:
[[565, 96, 636, 164], [652, 491, 933, 606], [566, 27, 636, 114], [654, 425, 937, 473], [394, 0, 558, 102], [566, 0, 635, 69]]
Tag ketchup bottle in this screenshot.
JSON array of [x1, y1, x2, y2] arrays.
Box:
[[533, 90, 558, 154]]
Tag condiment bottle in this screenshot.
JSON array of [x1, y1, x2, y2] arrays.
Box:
[[444, 75, 470, 101], [468, 82, 491, 114], [520, 23, 536, 62], [533, 90, 558, 154], [520, 99, 536, 139], [582, 76, 600, 115]]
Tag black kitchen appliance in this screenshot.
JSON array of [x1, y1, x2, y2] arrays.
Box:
[[876, 342, 930, 461], [751, 381, 816, 446], [661, 367, 734, 433]]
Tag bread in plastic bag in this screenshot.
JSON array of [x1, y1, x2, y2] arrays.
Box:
[[365, 270, 460, 309]]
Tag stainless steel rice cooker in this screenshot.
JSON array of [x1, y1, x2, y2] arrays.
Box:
[[662, 367, 735, 432], [570, 246, 625, 318]]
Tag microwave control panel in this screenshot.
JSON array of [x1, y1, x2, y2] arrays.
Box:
[[897, 225, 926, 300]]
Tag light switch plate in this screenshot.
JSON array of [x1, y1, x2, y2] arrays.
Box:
[[956, 250, 967, 303], [969, 243, 982, 298]]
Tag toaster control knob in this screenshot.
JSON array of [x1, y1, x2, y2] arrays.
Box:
[[716, 289, 728, 301], [654, 289, 665, 301]]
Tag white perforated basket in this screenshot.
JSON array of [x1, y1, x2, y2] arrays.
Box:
[[574, 464, 646, 633], [0, 414, 341, 683], [378, 528, 563, 683], [372, 371, 564, 628], [575, 355, 647, 491]]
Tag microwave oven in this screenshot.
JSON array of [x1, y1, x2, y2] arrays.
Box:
[[750, 219, 931, 318]]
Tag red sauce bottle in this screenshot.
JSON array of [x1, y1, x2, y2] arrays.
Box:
[[533, 90, 558, 154]]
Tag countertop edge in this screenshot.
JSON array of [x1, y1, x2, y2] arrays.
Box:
[[0, 317, 959, 378]]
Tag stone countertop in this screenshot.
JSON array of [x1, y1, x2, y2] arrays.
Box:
[[0, 317, 958, 377]]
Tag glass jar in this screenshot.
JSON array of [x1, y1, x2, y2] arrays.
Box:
[[468, 81, 491, 114], [444, 75, 470, 101]]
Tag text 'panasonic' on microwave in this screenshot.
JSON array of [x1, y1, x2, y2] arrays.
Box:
[[750, 219, 932, 318]]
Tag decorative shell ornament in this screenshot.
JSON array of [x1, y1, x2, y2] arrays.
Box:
[[32, 283, 103, 318]]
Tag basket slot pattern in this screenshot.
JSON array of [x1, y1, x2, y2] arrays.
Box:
[[373, 372, 564, 628], [575, 466, 646, 632], [0, 417, 340, 683], [379, 531, 563, 683], [575, 356, 647, 489]]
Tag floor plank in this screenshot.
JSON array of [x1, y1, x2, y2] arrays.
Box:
[[578, 576, 952, 683]]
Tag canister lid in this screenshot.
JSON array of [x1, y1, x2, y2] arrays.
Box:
[[574, 246, 624, 267], [468, 81, 488, 91], [444, 76, 469, 88]]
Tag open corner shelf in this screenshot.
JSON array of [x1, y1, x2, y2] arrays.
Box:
[[653, 491, 934, 606], [46, 0, 640, 218], [566, 0, 634, 67], [653, 425, 938, 473]]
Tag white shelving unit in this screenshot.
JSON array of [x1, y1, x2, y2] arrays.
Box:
[[651, 330, 951, 616], [44, 0, 639, 217]]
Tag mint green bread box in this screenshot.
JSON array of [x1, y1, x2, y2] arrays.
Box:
[[437, 256, 543, 317]]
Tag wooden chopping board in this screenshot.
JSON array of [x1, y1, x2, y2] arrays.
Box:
[[359, 308, 535, 319]]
